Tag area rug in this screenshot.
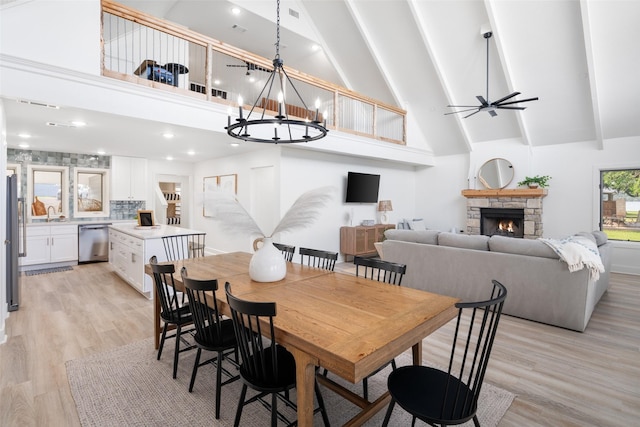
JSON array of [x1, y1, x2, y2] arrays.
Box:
[[66, 338, 514, 426], [25, 266, 73, 276]]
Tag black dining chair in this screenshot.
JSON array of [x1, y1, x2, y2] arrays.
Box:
[[273, 242, 296, 262], [180, 267, 240, 419], [353, 256, 407, 399], [382, 280, 507, 427], [162, 233, 206, 261], [299, 247, 338, 271], [224, 282, 331, 427], [149, 256, 195, 379]]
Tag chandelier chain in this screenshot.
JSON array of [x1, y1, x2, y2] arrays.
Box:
[[275, 0, 281, 60]]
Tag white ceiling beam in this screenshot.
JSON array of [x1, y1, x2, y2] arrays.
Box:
[[484, 0, 533, 148], [579, 0, 604, 150], [407, 0, 473, 153], [296, 0, 355, 91], [343, 0, 404, 107]]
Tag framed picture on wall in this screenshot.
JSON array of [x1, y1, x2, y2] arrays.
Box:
[[203, 176, 218, 217], [218, 174, 237, 195]]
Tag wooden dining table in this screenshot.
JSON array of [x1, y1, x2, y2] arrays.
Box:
[[144, 252, 458, 426]]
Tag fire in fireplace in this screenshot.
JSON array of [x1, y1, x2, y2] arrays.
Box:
[[480, 208, 525, 238]]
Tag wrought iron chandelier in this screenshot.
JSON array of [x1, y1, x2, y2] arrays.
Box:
[[225, 0, 328, 144]]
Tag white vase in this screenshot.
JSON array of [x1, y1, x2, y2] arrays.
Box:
[[249, 237, 287, 282]]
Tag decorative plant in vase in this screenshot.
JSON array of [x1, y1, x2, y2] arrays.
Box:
[[206, 186, 335, 282], [517, 175, 551, 189]]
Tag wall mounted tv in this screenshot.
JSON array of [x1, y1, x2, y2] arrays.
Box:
[[345, 172, 380, 203]]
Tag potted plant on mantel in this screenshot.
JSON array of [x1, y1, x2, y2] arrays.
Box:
[[517, 175, 551, 189]]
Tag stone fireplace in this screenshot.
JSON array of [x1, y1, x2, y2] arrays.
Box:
[[461, 189, 547, 239]]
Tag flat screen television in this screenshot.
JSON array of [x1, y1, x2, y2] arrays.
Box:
[[345, 172, 380, 203]]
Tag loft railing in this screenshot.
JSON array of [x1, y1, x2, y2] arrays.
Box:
[[101, 0, 406, 144]]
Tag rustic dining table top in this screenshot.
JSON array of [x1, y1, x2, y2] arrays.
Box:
[[144, 252, 458, 427]]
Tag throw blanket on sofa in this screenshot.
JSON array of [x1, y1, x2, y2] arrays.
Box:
[[539, 235, 605, 280]]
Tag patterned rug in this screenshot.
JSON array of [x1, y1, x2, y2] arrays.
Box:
[[24, 266, 73, 276], [66, 338, 515, 426]]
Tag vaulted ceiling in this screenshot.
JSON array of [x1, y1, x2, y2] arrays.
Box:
[[4, 0, 640, 160]]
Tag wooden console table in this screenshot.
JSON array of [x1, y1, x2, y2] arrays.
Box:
[[340, 224, 395, 260]]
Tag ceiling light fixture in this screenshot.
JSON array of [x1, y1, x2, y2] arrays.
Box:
[[225, 0, 328, 144], [18, 143, 29, 149], [162, 132, 174, 139]]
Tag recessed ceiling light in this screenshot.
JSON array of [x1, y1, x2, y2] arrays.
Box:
[[231, 7, 241, 15], [249, 77, 256, 83], [18, 133, 31, 138], [71, 120, 86, 127], [18, 143, 29, 148], [166, 156, 174, 161], [187, 150, 195, 156], [162, 132, 174, 139], [230, 142, 240, 147], [214, 79, 221, 85], [97, 150, 106, 155], [311, 44, 321, 52]]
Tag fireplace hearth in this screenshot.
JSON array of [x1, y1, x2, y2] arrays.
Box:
[[481, 208, 524, 238]]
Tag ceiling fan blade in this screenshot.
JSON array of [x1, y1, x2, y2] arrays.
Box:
[[496, 97, 539, 106], [444, 108, 479, 115], [447, 105, 481, 108], [464, 110, 481, 119], [496, 106, 526, 110], [488, 110, 498, 117], [476, 96, 489, 106], [491, 91, 520, 105]]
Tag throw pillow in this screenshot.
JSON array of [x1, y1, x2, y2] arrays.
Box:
[[409, 219, 427, 231]]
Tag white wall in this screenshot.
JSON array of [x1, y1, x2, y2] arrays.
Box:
[[0, 0, 101, 75]]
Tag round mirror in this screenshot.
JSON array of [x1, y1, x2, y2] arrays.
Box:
[[478, 158, 514, 189]]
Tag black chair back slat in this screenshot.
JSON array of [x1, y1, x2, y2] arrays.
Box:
[[299, 247, 338, 271], [354, 256, 406, 286], [273, 242, 295, 262], [162, 233, 206, 261]]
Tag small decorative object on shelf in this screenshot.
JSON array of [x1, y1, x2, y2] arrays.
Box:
[[517, 175, 551, 189]]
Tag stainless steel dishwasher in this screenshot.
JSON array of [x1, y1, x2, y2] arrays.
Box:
[[78, 223, 111, 263]]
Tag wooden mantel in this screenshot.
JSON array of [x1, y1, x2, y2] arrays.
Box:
[[461, 188, 548, 198]]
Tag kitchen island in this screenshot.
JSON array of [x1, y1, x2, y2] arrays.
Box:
[[108, 223, 205, 298]]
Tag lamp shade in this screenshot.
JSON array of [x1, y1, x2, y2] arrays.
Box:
[[378, 200, 393, 212]]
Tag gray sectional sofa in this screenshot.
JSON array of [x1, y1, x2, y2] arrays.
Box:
[[381, 229, 612, 332]]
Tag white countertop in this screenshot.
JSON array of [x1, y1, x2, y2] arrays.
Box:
[[27, 220, 135, 227], [109, 223, 205, 240]]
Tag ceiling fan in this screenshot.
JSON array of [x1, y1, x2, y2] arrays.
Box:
[[446, 31, 538, 119], [226, 61, 271, 76]]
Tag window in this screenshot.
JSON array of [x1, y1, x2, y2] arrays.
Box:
[[600, 169, 640, 242], [27, 165, 69, 219], [74, 168, 110, 218]]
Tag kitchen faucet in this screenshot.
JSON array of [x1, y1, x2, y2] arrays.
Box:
[[47, 205, 56, 222]]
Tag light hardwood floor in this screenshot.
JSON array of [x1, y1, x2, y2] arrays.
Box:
[[1, 262, 638, 426]]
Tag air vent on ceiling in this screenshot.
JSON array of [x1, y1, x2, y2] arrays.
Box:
[[17, 99, 60, 109], [289, 8, 299, 19], [231, 24, 247, 33]]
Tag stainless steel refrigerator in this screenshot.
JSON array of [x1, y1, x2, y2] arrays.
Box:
[[6, 174, 26, 311]]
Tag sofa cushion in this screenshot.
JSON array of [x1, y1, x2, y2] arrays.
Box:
[[489, 235, 559, 259], [576, 231, 597, 245], [438, 232, 489, 251], [384, 229, 440, 245], [592, 230, 608, 246]]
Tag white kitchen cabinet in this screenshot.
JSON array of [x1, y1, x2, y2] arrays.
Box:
[[109, 228, 164, 298], [20, 224, 78, 267], [111, 156, 147, 200]]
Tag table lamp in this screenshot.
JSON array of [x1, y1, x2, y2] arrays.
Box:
[[378, 200, 393, 224]]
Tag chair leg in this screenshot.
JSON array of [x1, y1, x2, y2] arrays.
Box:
[[314, 380, 331, 427], [473, 415, 481, 427], [215, 350, 223, 419], [391, 358, 397, 370], [172, 324, 181, 379], [382, 399, 395, 427], [362, 377, 369, 401], [234, 384, 248, 427], [157, 323, 168, 360], [271, 392, 278, 427], [188, 348, 202, 392]]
